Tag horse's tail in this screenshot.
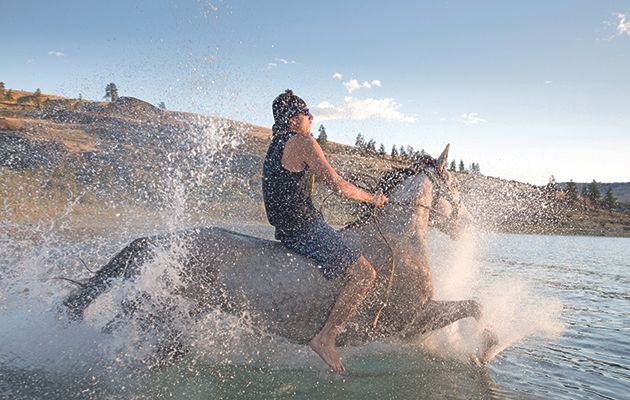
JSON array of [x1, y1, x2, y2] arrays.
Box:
[[63, 237, 154, 320]]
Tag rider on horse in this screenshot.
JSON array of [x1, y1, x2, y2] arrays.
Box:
[[262, 89, 387, 373]]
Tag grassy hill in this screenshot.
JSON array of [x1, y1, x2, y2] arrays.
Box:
[[1, 88, 629, 237]]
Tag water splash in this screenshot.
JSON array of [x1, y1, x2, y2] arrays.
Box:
[[421, 228, 565, 362], [0, 109, 251, 380]]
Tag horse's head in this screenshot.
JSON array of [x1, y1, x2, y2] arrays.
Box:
[[378, 144, 472, 240]]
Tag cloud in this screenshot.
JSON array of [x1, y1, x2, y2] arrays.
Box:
[[460, 112, 486, 125], [332, 72, 342, 80], [615, 12, 630, 36], [342, 78, 382, 93], [343, 79, 361, 93], [603, 12, 630, 39], [313, 97, 417, 123], [267, 58, 296, 70], [48, 50, 64, 57], [544, 80, 553, 84]]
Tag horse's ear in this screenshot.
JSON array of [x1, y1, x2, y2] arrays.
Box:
[[437, 144, 450, 170]]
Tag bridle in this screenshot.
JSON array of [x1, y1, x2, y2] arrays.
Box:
[[318, 161, 463, 330], [367, 163, 463, 329]]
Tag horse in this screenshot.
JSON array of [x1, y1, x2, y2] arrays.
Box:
[[62, 144, 498, 364]]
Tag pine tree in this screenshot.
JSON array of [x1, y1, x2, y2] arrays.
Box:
[[158, 102, 166, 109], [565, 180, 578, 203], [104, 83, 119, 102], [33, 88, 43, 107], [378, 143, 386, 157], [391, 145, 399, 158], [603, 187, 616, 211], [5, 90, 14, 101], [587, 179, 601, 204], [354, 133, 365, 148], [449, 160, 456, 171], [366, 139, 376, 154], [406, 146, 414, 158], [458, 160, 465, 172], [316, 125, 328, 149], [0, 82, 5, 100], [399, 145, 407, 159]]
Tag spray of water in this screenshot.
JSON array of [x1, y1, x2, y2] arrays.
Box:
[[420, 227, 565, 362], [0, 110, 258, 384]]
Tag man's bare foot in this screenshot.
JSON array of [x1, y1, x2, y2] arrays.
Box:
[[309, 333, 345, 373]]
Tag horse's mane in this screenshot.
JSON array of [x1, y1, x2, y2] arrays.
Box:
[[342, 155, 441, 229]]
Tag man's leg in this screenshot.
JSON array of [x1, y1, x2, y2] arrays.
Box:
[[309, 256, 376, 373]]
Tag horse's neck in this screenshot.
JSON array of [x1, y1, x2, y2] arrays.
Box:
[[346, 205, 431, 277]]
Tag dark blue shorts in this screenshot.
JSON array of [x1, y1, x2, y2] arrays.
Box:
[[280, 220, 361, 280]]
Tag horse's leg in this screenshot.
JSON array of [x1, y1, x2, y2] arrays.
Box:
[[405, 299, 481, 337], [406, 299, 499, 365], [63, 237, 154, 320]]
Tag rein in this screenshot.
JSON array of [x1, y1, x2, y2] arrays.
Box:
[[368, 168, 460, 330], [318, 163, 461, 330]]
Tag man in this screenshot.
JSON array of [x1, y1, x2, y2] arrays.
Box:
[[262, 89, 387, 373]]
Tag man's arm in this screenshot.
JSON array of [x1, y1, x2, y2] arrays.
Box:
[[283, 135, 387, 205]]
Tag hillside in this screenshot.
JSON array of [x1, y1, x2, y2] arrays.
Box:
[[1, 89, 629, 237]]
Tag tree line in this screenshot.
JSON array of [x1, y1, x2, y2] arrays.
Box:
[[561, 178, 617, 211], [315, 125, 481, 174]]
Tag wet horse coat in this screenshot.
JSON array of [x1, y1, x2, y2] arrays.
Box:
[[64, 145, 492, 355]]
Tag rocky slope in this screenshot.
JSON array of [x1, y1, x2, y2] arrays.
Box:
[[1, 92, 629, 237]]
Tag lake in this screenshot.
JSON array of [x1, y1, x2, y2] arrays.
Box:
[[0, 226, 628, 399]]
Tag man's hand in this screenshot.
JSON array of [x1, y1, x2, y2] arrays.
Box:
[[370, 192, 388, 207]]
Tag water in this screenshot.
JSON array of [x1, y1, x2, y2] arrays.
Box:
[[481, 234, 630, 400], [1, 223, 628, 399]]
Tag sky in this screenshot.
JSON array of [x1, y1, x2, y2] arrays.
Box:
[[2, 0, 629, 185]]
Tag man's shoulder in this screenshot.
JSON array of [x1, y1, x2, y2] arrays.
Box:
[[286, 133, 318, 150]]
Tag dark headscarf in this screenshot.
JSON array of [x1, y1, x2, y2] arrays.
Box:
[[272, 89, 308, 135]]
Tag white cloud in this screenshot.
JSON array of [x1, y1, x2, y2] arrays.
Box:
[[268, 58, 296, 70], [26, 59, 34, 64], [48, 50, 64, 57], [343, 78, 382, 93], [313, 97, 417, 123], [332, 72, 342, 80], [545, 80, 553, 84], [615, 12, 630, 36], [343, 79, 362, 93], [604, 12, 630, 40], [460, 112, 486, 125]]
